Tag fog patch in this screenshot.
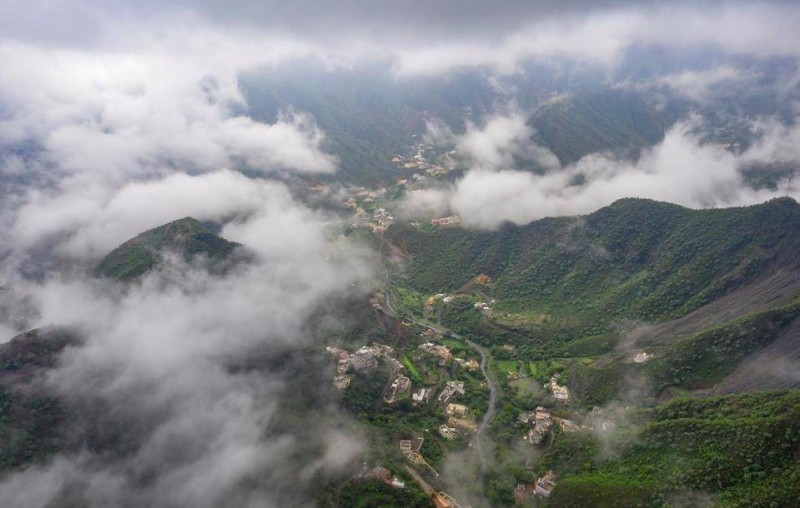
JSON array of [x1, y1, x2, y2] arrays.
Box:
[[0, 196, 374, 507], [403, 118, 800, 229]]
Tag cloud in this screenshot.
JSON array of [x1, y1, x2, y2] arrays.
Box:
[[0, 43, 335, 181], [651, 66, 755, 102], [12, 169, 326, 260], [0, 1, 641, 50], [0, 37, 340, 270], [429, 108, 559, 172], [401, 109, 560, 220], [0, 19, 375, 506], [0, 186, 373, 507], [457, 111, 532, 169], [404, 118, 800, 229], [2, 1, 800, 78], [392, 3, 800, 76]]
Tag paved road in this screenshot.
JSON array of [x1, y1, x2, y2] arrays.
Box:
[[383, 291, 498, 470], [463, 336, 497, 469]]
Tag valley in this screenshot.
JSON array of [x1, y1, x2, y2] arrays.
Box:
[[318, 195, 800, 507], [1, 186, 799, 507]]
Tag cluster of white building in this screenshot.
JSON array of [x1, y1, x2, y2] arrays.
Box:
[[520, 406, 583, 445], [326, 343, 397, 390], [438, 380, 465, 405]]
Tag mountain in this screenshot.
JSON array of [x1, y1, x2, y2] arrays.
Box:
[[2, 206, 799, 506], [388, 198, 800, 331], [96, 218, 241, 280], [529, 90, 673, 166], [240, 63, 500, 185], [0, 216, 245, 472], [375, 197, 800, 505], [546, 389, 800, 507], [385, 197, 800, 398]]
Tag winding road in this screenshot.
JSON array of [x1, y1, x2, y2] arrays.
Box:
[[378, 236, 498, 469], [462, 336, 497, 469], [382, 291, 498, 470]]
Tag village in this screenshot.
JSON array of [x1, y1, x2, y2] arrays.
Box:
[[326, 337, 482, 444], [335, 143, 470, 237], [341, 185, 461, 235], [390, 141, 457, 179], [326, 268, 626, 507], [325, 337, 483, 507], [334, 330, 613, 506]]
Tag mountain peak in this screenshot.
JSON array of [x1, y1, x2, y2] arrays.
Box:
[[96, 218, 239, 280]]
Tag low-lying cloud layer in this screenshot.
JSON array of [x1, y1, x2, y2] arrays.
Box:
[[0, 43, 374, 499], [0, 39, 338, 269], [404, 111, 800, 229], [0, 16, 373, 507], [3, 1, 800, 76], [0, 205, 372, 506]]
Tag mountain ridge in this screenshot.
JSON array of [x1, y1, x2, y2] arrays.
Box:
[[96, 217, 241, 280], [387, 196, 800, 329]]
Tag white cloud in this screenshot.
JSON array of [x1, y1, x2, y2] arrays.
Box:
[[12, 170, 323, 259], [406, 119, 800, 229], [457, 111, 532, 169], [0, 27, 373, 505], [393, 4, 800, 76], [0, 43, 335, 181], [652, 66, 753, 102], [0, 37, 340, 267], [0, 184, 372, 507]]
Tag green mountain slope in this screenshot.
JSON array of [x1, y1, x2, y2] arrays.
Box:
[[240, 65, 499, 185], [96, 218, 240, 280], [386, 197, 800, 341], [530, 90, 672, 166], [546, 390, 800, 507]]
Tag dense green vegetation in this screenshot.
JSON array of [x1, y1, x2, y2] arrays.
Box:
[[0, 389, 64, 471], [378, 197, 800, 506], [647, 302, 800, 393], [319, 479, 431, 508], [387, 197, 800, 343], [0, 328, 79, 472], [96, 217, 241, 280], [3, 193, 799, 508], [546, 390, 800, 507], [529, 89, 671, 166]]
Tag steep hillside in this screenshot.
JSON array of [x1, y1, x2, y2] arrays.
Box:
[[546, 390, 800, 507], [0, 327, 80, 472], [96, 218, 241, 280], [387, 197, 800, 341], [530, 90, 672, 166]]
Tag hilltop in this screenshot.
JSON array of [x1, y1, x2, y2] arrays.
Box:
[[96, 218, 241, 280], [387, 197, 800, 336]]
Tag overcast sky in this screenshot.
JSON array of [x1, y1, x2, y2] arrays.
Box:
[[2, 1, 800, 72]]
